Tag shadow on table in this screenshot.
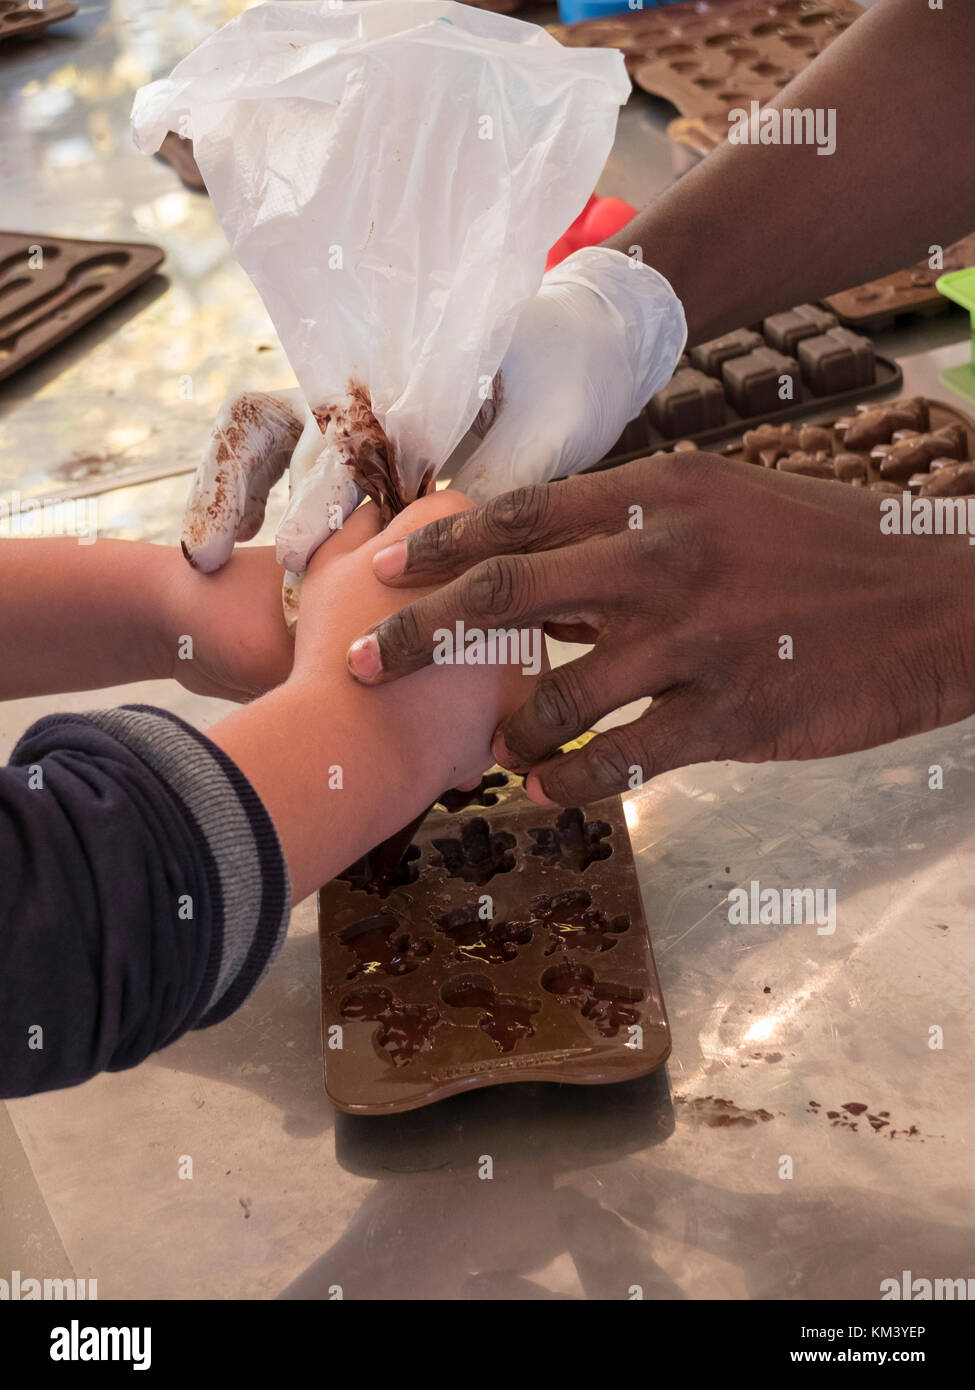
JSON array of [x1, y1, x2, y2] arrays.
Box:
[[279, 1066, 678, 1301]]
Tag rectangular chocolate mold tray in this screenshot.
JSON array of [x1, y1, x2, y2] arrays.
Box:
[[0, 0, 76, 43], [318, 778, 670, 1115], [595, 305, 900, 466], [553, 0, 862, 157], [0, 231, 164, 383], [821, 233, 975, 331], [716, 394, 975, 496]]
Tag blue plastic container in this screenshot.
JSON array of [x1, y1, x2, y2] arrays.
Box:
[[557, 0, 662, 25]]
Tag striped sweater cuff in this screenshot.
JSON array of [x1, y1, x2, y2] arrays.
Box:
[[86, 705, 290, 1027]]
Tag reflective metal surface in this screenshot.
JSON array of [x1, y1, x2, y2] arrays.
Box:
[[1, 0, 973, 1301]]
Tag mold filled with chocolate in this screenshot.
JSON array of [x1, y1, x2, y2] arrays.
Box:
[[602, 305, 895, 469], [647, 366, 726, 438], [797, 327, 876, 395], [716, 395, 975, 497], [689, 327, 764, 377], [722, 346, 800, 419], [763, 304, 838, 357], [318, 779, 669, 1114]]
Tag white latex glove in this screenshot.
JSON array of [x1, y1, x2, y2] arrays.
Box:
[[180, 247, 685, 625], [180, 386, 368, 627], [452, 246, 687, 500]]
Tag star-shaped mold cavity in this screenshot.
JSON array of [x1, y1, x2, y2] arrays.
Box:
[[527, 807, 613, 873], [339, 910, 434, 980], [431, 816, 516, 886], [437, 904, 532, 965], [519, 889, 630, 955]]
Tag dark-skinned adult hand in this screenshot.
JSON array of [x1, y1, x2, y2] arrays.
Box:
[[345, 454, 975, 806]]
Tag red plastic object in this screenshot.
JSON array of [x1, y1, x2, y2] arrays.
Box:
[[546, 194, 636, 270]]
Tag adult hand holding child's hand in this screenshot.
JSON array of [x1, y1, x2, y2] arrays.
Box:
[[211, 488, 540, 903]]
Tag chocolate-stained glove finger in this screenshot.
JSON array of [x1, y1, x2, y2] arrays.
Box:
[[371, 469, 629, 589], [275, 407, 365, 574], [181, 391, 303, 572], [349, 541, 614, 685], [525, 689, 714, 807], [492, 643, 671, 774]]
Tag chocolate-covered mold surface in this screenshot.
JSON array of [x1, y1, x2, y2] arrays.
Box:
[[0, 0, 76, 43], [716, 396, 975, 494], [318, 783, 670, 1114], [594, 308, 899, 467], [822, 232, 975, 330], [0, 231, 164, 382], [552, 0, 862, 157]]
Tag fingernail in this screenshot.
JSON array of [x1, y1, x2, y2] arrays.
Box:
[[492, 731, 515, 769], [525, 774, 554, 807], [347, 634, 382, 680], [373, 541, 407, 580]]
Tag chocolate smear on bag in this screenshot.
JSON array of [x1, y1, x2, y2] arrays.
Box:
[[312, 380, 415, 525]]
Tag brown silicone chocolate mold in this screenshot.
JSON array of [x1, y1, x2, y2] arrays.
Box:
[[716, 395, 975, 494], [0, 0, 76, 43], [0, 231, 164, 382], [822, 233, 975, 331], [595, 307, 900, 464], [553, 0, 862, 158], [318, 779, 669, 1114]]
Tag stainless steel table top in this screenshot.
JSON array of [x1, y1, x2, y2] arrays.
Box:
[[1, 0, 972, 1302]]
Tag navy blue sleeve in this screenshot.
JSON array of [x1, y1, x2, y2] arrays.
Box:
[[0, 705, 290, 1098]]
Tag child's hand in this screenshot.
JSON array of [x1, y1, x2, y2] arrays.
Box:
[[161, 546, 294, 702], [211, 489, 542, 900], [290, 489, 539, 787]]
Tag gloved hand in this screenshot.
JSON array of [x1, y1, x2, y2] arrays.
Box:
[[452, 247, 687, 500], [180, 387, 366, 629], [180, 247, 686, 620]]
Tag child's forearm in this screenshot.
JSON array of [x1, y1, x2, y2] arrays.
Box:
[[0, 539, 170, 698], [210, 673, 476, 904], [210, 490, 534, 903]]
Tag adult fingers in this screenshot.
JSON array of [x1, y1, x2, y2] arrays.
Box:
[[348, 535, 621, 685], [525, 689, 720, 807], [181, 391, 302, 572], [370, 465, 642, 589], [492, 641, 676, 773]]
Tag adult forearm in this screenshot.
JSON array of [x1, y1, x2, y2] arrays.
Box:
[[605, 0, 975, 344], [0, 539, 168, 698]]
